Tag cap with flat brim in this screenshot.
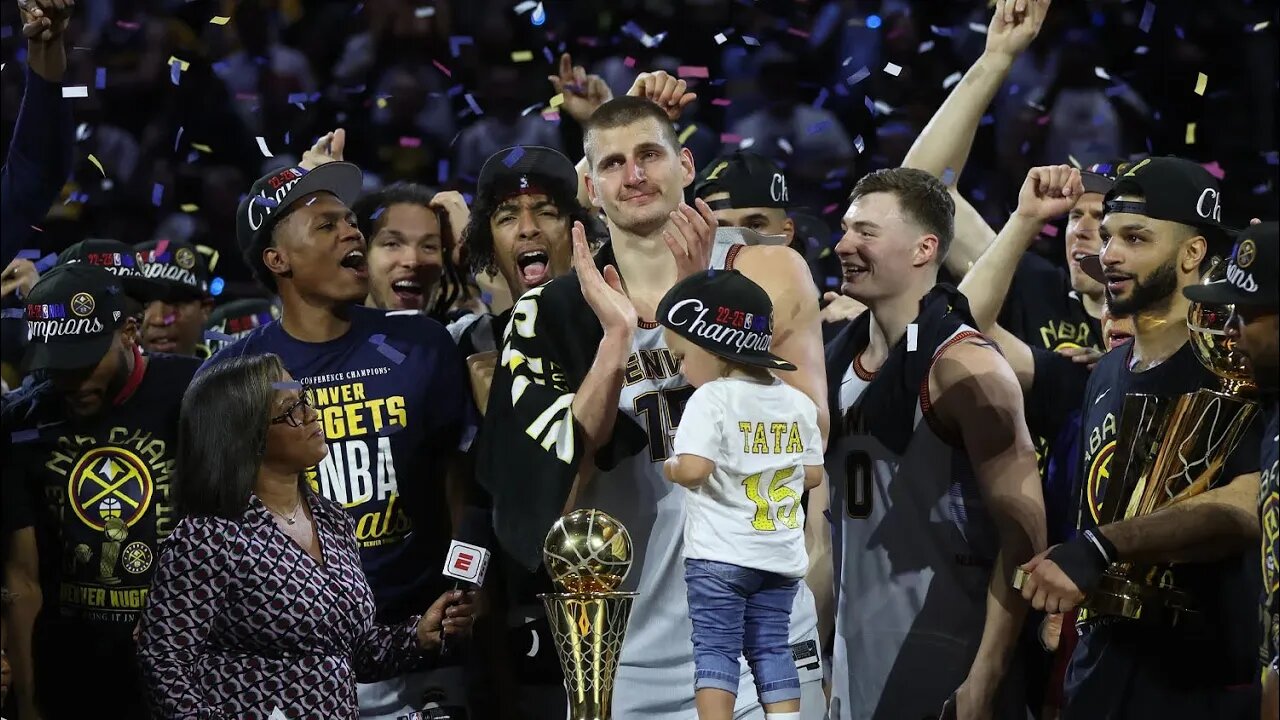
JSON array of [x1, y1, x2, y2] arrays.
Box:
[[657, 269, 797, 372], [237, 161, 365, 254], [1181, 279, 1265, 307], [1079, 254, 1106, 284], [477, 146, 578, 204], [1081, 172, 1114, 196], [23, 331, 115, 372], [1183, 221, 1279, 308]]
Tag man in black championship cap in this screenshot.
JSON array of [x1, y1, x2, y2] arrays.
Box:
[[1018, 157, 1265, 720], [1185, 221, 1280, 720], [134, 238, 215, 359], [2, 263, 199, 720]]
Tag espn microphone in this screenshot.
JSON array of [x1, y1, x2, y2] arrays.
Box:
[[438, 506, 492, 656]]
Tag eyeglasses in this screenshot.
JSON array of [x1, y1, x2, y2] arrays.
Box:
[[270, 386, 316, 428]]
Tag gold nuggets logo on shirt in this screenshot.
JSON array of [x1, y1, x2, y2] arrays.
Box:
[[1086, 440, 1115, 524], [67, 447, 154, 532], [70, 292, 95, 317], [174, 247, 196, 270]]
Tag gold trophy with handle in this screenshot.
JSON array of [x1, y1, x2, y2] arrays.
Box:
[[1015, 263, 1259, 621], [540, 509, 637, 720]]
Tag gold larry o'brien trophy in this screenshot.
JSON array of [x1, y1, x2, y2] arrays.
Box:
[[541, 509, 637, 720], [1016, 264, 1258, 622]]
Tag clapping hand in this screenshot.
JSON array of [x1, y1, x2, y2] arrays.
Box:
[[548, 53, 614, 125], [573, 220, 637, 336], [662, 198, 717, 281]]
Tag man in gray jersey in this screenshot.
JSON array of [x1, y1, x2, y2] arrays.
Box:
[[823, 167, 1047, 720], [478, 92, 828, 718]]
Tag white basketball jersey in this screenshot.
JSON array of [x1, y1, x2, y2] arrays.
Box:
[[575, 235, 818, 718], [826, 326, 1005, 720]]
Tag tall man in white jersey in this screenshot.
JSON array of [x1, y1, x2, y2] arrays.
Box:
[[823, 167, 1047, 720], [477, 94, 828, 718]]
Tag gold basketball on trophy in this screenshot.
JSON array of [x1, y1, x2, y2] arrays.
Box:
[[542, 508, 633, 593]]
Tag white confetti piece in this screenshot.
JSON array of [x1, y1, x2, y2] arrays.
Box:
[[1094, 67, 1111, 80], [942, 71, 962, 89], [255, 137, 273, 157], [918, 40, 935, 53], [1252, 21, 1271, 32], [714, 32, 728, 45], [513, 0, 538, 13], [968, 22, 987, 34], [906, 324, 918, 352], [414, 6, 436, 18], [61, 86, 88, 98], [884, 62, 902, 77]]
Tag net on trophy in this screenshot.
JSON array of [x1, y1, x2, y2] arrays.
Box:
[[540, 509, 638, 720]]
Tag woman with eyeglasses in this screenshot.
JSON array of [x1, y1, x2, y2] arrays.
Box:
[[136, 353, 475, 718]]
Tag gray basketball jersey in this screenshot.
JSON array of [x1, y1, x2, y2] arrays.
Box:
[[826, 326, 1009, 720], [576, 233, 819, 718]]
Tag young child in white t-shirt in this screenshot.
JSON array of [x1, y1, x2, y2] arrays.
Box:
[[657, 269, 823, 720]]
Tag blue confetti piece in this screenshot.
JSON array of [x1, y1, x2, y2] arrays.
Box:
[[846, 66, 871, 86], [503, 146, 526, 167], [253, 196, 279, 209], [209, 277, 224, 296], [833, 83, 849, 97], [169, 60, 183, 86], [2, 308, 25, 319], [16, 249, 41, 260], [449, 36, 474, 58], [10, 429, 39, 444], [807, 120, 832, 135], [95, 67, 106, 89], [212, 61, 229, 75], [437, 159, 450, 185], [543, 46, 554, 64], [287, 92, 308, 104], [1174, 25, 1184, 39], [369, 333, 387, 345], [1264, 151, 1279, 166], [203, 330, 235, 343], [864, 96, 876, 115], [941, 167, 956, 185], [173, 126, 185, 152], [447, 84, 465, 98], [370, 206, 386, 220], [271, 380, 303, 390], [979, 114, 994, 126], [35, 253, 58, 273], [372, 340, 406, 365], [1139, 2, 1155, 33], [812, 87, 829, 109], [151, 183, 164, 207], [464, 93, 483, 116], [972, 187, 987, 202]]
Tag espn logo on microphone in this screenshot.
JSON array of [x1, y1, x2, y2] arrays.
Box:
[[442, 540, 490, 586]]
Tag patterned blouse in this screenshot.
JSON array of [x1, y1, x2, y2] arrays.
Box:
[[137, 491, 427, 719]]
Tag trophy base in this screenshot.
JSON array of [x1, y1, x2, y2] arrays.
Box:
[[1083, 571, 1197, 624], [1011, 568, 1196, 625], [540, 592, 638, 720]]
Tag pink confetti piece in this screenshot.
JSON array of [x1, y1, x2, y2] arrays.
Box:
[[711, 97, 732, 106], [155, 239, 170, 256], [720, 133, 742, 144], [786, 27, 810, 39], [822, 203, 840, 215], [624, 56, 636, 68], [678, 66, 709, 79], [1201, 161, 1225, 179], [1041, 224, 1060, 238], [432, 60, 452, 78], [399, 136, 422, 148], [116, 20, 140, 30]]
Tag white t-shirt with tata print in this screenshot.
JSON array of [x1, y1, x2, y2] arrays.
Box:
[[673, 376, 823, 578]]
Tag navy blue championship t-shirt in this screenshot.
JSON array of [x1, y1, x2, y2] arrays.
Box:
[[2, 352, 200, 715], [1065, 339, 1263, 719], [205, 306, 478, 621]]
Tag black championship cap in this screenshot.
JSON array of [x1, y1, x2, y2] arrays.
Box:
[[1080, 159, 1127, 196], [657, 269, 796, 371], [1104, 156, 1231, 239], [476, 146, 579, 204], [23, 263, 128, 371], [58, 238, 164, 303], [236, 161, 364, 253], [694, 151, 790, 211], [1183, 222, 1279, 309], [135, 239, 210, 300]]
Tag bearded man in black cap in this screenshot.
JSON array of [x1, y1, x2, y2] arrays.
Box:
[[2, 263, 199, 720], [1019, 157, 1265, 720]]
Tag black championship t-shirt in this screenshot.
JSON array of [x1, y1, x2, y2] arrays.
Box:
[[1259, 400, 1279, 672], [999, 253, 1102, 354], [2, 353, 198, 634], [1065, 340, 1263, 719]]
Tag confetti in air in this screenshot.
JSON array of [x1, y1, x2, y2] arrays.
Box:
[[210, 16, 230, 25], [62, 86, 88, 98], [256, 137, 274, 157], [503, 146, 526, 167], [884, 62, 902, 77], [88, 154, 105, 176], [1194, 73, 1207, 96]]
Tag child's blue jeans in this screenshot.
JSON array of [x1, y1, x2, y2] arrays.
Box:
[[684, 558, 801, 704]]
